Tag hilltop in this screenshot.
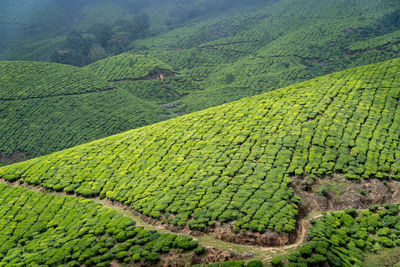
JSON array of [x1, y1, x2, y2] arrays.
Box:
[[84, 53, 192, 104], [0, 61, 168, 165], [2, 58, 399, 247]]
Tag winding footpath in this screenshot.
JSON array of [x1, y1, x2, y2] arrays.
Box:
[[0, 178, 322, 263]]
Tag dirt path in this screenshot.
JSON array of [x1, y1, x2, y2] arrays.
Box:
[[0, 88, 115, 101], [0, 179, 322, 263]]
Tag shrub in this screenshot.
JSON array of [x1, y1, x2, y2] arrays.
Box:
[[247, 260, 263, 267]]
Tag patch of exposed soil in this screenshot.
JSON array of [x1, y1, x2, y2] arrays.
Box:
[[292, 174, 400, 214], [0, 151, 27, 164], [108, 69, 179, 83], [111, 247, 240, 267], [211, 224, 292, 246]]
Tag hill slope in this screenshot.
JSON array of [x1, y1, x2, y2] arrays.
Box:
[[0, 182, 200, 266], [83, 53, 191, 104], [0, 61, 167, 165], [132, 0, 400, 112], [2, 58, 399, 244]]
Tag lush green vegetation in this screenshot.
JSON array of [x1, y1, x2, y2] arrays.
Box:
[[275, 204, 400, 266], [0, 61, 110, 99], [83, 53, 191, 104], [131, 0, 400, 113], [0, 183, 198, 266], [2, 58, 399, 235], [51, 14, 151, 66], [0, 61, 168, 165], [83, 53, 174, 81]]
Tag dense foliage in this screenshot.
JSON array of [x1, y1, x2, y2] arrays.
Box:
[[277, 204, 400, 267], [0, 61, 167, 165], [0, 183, 198, 266], [51, 14, 151, 66], [0, 61, 110, 99], [82, 53, 173, 81], [2, 58, 399, 234], [131, 0, 400, 113]]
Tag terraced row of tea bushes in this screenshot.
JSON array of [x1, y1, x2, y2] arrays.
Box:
[[0, 61, 110, 100], [82, 53, 174, 81], [1, 59, 400, 234], [275, 204, 400, 267], [0, 87, 166, 165], [0, 183, 199, 266]]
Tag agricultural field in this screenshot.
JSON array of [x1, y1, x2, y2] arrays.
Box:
[[2, 58, 400, 239], [0, 61, 169, 165], [0, 183, 199, 266], [131, 0, 400, 112], [1, 0, 400, 266], [277, 204, 400, 267]]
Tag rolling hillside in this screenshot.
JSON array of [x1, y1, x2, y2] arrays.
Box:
[[132, 0, 400, 113], [0, 61, 168, 165], [2, 58, 399, 248]]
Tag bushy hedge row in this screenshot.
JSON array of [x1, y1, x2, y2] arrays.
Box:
[[1, 58, 400, 234], [276, 204, 400, 266], [0, 183, 198, 266]]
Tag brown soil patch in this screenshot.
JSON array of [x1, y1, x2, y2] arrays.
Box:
[[0, 151, 27, 164], [292, 174, 400, 213], [108, 69, 179, 83]]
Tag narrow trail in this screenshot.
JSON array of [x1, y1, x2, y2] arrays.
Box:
[[0, 88, 115, 102], [0, 178, 322, 263]]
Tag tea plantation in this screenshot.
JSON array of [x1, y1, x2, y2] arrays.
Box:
[[276, 204, 400, 267], [131, 0, 400, 112], [0, 61, 168, 165], [2, 58, 399, 236], [0, 183, 199, 266]]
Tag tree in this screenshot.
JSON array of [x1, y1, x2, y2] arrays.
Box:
[[89, 44, 106, 62], [88, 23, 113, 46]]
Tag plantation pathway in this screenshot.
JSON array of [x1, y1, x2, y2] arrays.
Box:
[[0, 88, 115, 101], [0, 178, 322, 263]]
